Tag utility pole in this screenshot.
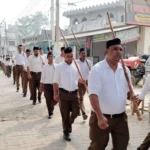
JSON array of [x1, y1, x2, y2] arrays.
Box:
[[55, 0, 60, 42], [51, 0, 55, 42], [0, 18, 5, 55], [4, 21, 8, 55]]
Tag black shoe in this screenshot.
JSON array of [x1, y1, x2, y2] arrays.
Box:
[[16, 88, 19, 92], [68, 124, 72, 133], [137, 148, 141, 150], [30, 96, 33, 100], [83, 114, 88, 120], [23, 93, 27, 97], [39, 100, 41, 103], [63, 133, 71, 142], [48, 116, 52, 119], [33, 102, 36, 105]]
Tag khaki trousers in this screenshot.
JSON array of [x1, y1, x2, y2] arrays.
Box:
[[88, 112, 129, 150], [15, 65, 24, 89], [59, 89, 80, 133]]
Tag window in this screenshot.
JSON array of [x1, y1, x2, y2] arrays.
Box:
[[82, 17, 87, 22], [73, 19, 79, 25]]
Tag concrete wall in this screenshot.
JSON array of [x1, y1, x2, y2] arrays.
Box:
[[137, 27, 150, 54]]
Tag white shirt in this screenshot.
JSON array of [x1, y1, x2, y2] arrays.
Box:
[[40, 64, 56, 84], [40, 54, 47, 65], [76, 59, 92, 80], [14, 52, 25, 65], [88, 59, 132, 114], [5, 60, 12, 66], [27, 55, 43, 72], [139, 75, 150, 100], [53, 61, 80, 91], [24, 56, 29, 71], [54, 55, 64, 64]]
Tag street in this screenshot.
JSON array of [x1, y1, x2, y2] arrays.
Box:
[[0, 70, 150, 150]]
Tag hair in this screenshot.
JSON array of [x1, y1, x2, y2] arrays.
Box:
[[18, 45, 22, 47], [47, 52, 53, 58], [39, 47, 42, 50], [26, 49, 31, 53], [47, 47, 53, 51], [61, 47, 65, 51], [79, 47, 85, 53]]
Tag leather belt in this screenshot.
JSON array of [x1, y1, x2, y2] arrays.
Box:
[[91, 111, 125, 119], [31, 71, 41, 74], [59, 88, 77, 94]]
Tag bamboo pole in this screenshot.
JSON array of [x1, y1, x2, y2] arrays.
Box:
[[107, 12, 142, 121]]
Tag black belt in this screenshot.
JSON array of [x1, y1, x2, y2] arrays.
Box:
[[59, 88, 77, 94], [16, 65, 23, 66], [31, 71, 41, 74], [92, 111, 125, 119]]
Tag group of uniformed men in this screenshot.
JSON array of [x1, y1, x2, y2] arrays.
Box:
[[0, 38, 150, 149]]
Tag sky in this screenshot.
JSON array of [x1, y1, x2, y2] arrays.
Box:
[[0, 0, 117, 29]]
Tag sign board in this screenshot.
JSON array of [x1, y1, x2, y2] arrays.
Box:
[[126, 0, 150, 26]]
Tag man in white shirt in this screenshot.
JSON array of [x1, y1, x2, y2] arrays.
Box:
[[88, 38, 133, 150], [22, 49, 32, 99], [13, 45, 26, 92], [76, 47, 92, 120], [54, 47, 65, 64], [39, 52, 57, 119], [137, 75, 150, 150], [27, 47, 43, 105], [53, 47, 85, 141]]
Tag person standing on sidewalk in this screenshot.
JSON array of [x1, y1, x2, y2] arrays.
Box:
[[88, 38, 133, 150], [137, 75, 150, 150], [13, 45, 25, 92], [27, 47, 44, 105], [22, 49, 33, 99], [76, 48, 92, 120], [54, 47, 65, 64], [53, 47, 85, 142], [5, 56, 12, 78], [39, 52, 57, 119]]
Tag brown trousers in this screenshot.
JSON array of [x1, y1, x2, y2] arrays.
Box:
[[23, 71, 33, 95], [6, 66, 12, 77], [15, 65, 24, 89], [59, 89, 80, 133], [13, 66, 16, 84], [44, 84, 57, 116], [31, 72, 41, 102], [88, 112, 129, 150], [140, 133, 150, 150], [78, 83, 86, 115]]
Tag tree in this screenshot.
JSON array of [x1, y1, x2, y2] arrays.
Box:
[[9, 12, 49, 38]]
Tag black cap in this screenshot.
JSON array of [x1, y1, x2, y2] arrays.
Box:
[[106, 38, 121, 49], [33, 47, 39, 51], [61, 47, 65, 51], [64, 47, 72, 54]]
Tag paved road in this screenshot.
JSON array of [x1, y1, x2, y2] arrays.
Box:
[[0, 70, 150, 150]]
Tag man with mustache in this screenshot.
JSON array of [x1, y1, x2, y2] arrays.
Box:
[[88, 38, 132, 150]]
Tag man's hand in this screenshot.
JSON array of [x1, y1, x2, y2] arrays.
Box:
[[79, 78, 86, 85], [23, 68, 27, 72], [39, 87, 43, 93], [54, 94, 60, 102], [98, 115, 109, 130], [28, 74, 32, 79], [42, 62, 45, 65]]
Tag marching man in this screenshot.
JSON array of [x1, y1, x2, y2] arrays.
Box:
[[53, 47, 85, 141], [76, 47, 92, 120], [40, 52, 57, 119]]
